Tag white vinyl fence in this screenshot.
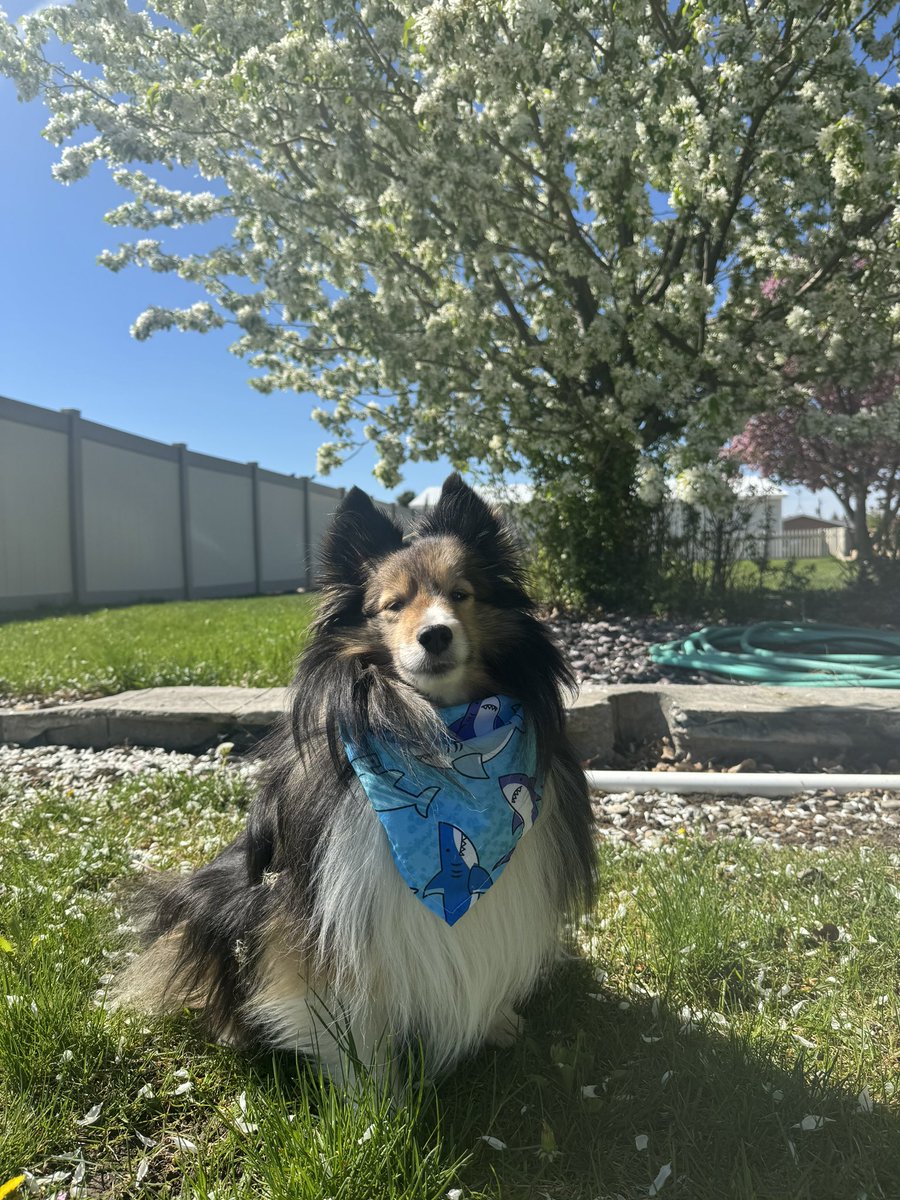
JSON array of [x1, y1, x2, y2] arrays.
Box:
[[755, 528, 850, 560], [0, 395, 412, 612]]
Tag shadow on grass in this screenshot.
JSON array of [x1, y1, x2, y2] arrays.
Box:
[[431, 959, 899, 1200], [228, 957, 898, 1200]]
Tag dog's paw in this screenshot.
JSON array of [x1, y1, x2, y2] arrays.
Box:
[[484, 1006, 524, 1048]]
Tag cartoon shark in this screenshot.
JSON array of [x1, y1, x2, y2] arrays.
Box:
[[349, 752, 441, 818], [499, 773, 541, 836], [447, 696, 505, 741], [423, 823, 493, 925], [447, 721, 523, 780]]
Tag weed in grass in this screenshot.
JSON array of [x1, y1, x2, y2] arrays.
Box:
[[1, 771, 898, 1198]]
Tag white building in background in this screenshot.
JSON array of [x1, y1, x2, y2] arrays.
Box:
[[667, 474, 786, 538], [409, 482, 535, 510], [408, 474, 845, 558], [411, 477, 782, 534]]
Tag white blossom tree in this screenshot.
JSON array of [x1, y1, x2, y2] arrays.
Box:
[[2, 0, 899, 600]]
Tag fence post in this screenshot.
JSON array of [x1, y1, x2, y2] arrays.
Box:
[[173, 444, 194, 600], [300, 476, 313, 589], [60, 408, 87, 607], [249, 461, 263, 595]]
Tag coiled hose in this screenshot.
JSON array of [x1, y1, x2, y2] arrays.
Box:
[[649, 622, 900, 686]]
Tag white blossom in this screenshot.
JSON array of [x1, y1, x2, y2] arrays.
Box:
[[0, 0, 897, 492]]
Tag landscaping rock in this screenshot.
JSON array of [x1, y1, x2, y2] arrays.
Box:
[[0, 743, 894, 850], [547, 613, 712, 686]]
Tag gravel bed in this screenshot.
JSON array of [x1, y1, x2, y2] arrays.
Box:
[[547, 613, 715, 686], [0, 742, 262, 794], [592, 788, 899, 850], [1, 743, 896, 852]]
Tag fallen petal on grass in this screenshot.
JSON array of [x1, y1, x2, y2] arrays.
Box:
[[635, 1134, 649, 1151], [793, 1115, 834, 1132], [581, 1085, 601, 1098], [857, 1088, 874, 1114], [480, 1136, 507, 1151], [76, 1104, 102, 1127], [134, 1132, 156, 1149], [135, 1159, 149, 1185], [649, 1162, 672, 1194], [169, 1136, 197, 1153]]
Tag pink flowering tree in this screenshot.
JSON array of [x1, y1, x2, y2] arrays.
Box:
[[727, 373, 900, 566]]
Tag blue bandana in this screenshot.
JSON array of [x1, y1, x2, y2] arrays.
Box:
[[345, 695, 542, 926]]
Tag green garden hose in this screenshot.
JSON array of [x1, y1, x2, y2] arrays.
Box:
[[649, 622, 900, 686]]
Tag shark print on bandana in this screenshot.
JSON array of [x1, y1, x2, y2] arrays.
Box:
[[345, 751, 441, 818], [447, 696, 507, 740], [423, 823, 493, 923], [344, 695, 542, 926], [499, 773, 541, 836]]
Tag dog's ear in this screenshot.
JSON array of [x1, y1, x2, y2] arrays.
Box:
[[418, 473, 504, 555], [319, 487, 404, 585], [418, 474, 529, 606]]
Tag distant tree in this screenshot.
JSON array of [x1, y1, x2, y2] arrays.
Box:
[[727, 373, 900, 565], [3, 0, 900, 602], [395, 489, 417, 508]]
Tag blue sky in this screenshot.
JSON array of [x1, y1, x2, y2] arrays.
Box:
[[0, 71, 454, 502], [0, 58, 828, 516]]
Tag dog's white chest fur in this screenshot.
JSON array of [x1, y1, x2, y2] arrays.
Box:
[[248, 780, 565, 1075]]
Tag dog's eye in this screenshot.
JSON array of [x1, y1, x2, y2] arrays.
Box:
[[382, 598, 405, 613], [450, 590, 470, 602]]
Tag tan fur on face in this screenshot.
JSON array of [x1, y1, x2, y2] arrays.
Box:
[[361, 536, 495, 702]]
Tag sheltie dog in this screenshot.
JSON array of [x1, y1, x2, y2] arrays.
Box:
[[116, 474, 595, 1085]]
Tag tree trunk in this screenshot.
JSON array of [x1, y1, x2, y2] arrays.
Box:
[[851, 483, 874, 568]]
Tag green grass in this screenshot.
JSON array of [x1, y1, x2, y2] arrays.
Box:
[[0, 596, 317, 701], [730, 557, 848, 593], [0, 564, 874, 702], [1, 768, 898, 1199]]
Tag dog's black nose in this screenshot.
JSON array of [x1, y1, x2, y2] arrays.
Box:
[[418, 624, 453, 655]]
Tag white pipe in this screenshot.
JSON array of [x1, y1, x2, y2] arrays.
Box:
[[584, 770, 900, 797]]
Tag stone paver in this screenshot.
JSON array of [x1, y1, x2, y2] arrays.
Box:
[[2, 683, 900, 766], [0, 686, 287, 753]]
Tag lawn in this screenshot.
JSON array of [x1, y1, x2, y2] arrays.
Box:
[[730, 557, 848, 593], [0, 596, 317, 702], [1, 764, 898, 1199], [0, 567, 857, 703]]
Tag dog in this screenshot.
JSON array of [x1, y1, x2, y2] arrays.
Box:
[[116, 474, 595, 1086]]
